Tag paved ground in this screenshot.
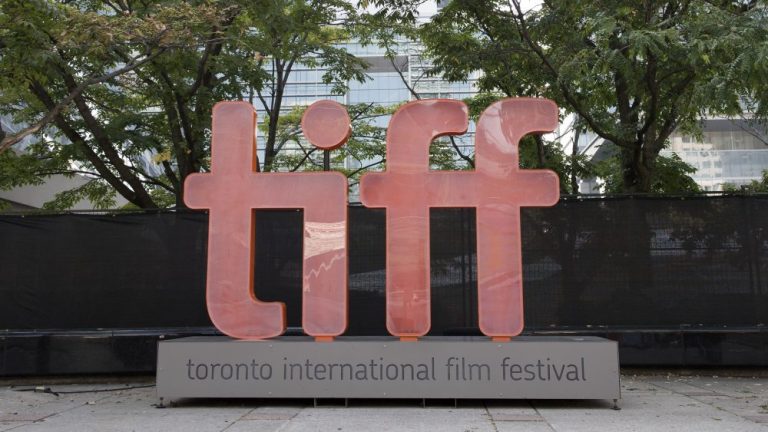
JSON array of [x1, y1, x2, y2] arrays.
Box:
[[1, 373, 767, 431]]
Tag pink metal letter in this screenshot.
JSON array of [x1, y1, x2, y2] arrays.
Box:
[[360, 98, 560, 340], [184, 101, 349, 340], [360, 100, 470, 339]]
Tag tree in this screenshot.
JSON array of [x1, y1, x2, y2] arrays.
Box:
[[267, 102, 389, 183], [465, 92, 595, 194], [241, 0, 368, 172], [723, 170, 768, 193], [355, 11, 478, 170], [412, 0, 767, 193], [594, 152, 700, 194], [0, 0, 219, 208], [0, 0, 176, 153], [355, 12, 594, 191], [0, 0, 368, 209]]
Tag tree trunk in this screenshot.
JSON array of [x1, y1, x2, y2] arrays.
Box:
[[533, 135, 546, 168], [176, 178, 186, 208], [262, 61, 286, 172], [620, 146, 653, 193], [263, 115, 279, 172], [570, 117, 581, 194], [262, 84, 285, 172]]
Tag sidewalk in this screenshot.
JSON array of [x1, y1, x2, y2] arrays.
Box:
[[1, 373, 767, 431]]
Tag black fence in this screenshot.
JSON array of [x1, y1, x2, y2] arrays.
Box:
[[1, 195, 767, 374]]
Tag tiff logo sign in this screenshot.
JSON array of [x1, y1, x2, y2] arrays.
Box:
[[185, 98, 559, 342]]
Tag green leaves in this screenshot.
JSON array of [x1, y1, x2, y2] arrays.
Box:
[[0, 0, 373, 209], [416, 0, 767, 192], [723, 170, 768, 193], [593, 152, 700, 194], [269, 102, 389, 189], [42, 178, 116, 210]]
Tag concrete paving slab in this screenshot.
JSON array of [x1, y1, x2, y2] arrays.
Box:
[[685, 377, 768, 398], [745, 415, 768, 424], [494, 422, 554, 432], [1, 374, 767, 431], [222, 419, 288, 432], [620, 376, 673, 395], [645, 379, 721, 396], [0, 422, 34, 432], [483, 400, 543, 422], [533, 392, 767, 432], [279, 406, 495, 432], [693, 394, 767, 418], [0, 386, 111, 422], [242, 405, 302, 420], [7, 387, 252, 432], [492, 414, 543, 421]]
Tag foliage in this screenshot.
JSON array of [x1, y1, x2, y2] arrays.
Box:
[[407, 0, 768, 193], [464, 92, 593, 194], [0, 0, 369, 209], [594, 152, 700, 194], [269, 102, 390, 184], [723, 170, 768, 193], [240, 0, 369, 172], [267, 99, 466, 184]]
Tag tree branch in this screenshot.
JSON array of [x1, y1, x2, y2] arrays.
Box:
[[55, 66, 157, 207], [289, 147, 318, 172], [0, 48, 166, 154], [386, 47, 475, 167], [346, 159, 384, 178], [505, 0, 630, 148], [27, 81, 140, 205]]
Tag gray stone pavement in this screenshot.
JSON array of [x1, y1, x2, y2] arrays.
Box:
[[0, 373, 767, 432]]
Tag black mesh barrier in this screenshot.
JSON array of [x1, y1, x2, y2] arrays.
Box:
[[0, 212, 211, 330], [1, 196, 767, 334], [520, 196, 767, 329]]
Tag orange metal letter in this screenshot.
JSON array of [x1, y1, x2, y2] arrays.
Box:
[[360, 98, 560, 340], [185, 101, 349, 340]]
